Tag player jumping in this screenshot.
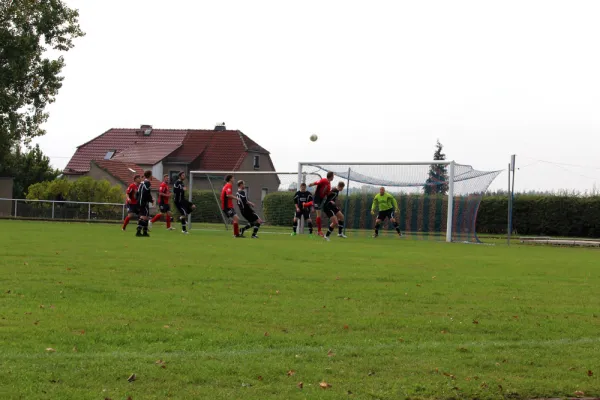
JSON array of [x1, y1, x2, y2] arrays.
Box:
[[371, 187, 402, 238], [292, 182, 314, 236], [136, 170, 153, 237], [173, 172, 196, 234], [237, 180, 262, 239], [149, 174, 174, 231], [221, 174, 241, 237], [308, 171, 334, 236], [122, 174, 141, 231], [323, 181, 347, 241]]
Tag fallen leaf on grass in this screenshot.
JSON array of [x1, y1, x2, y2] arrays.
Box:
[[416, 284, 421, 287], [127, 397, 133, 400], [327, 349, 335, 357], [264, 332, 269, 337], [574, 390, 585, 397], [297, 382, 303, 389], [127, 374, 136, 382], [66, 268, 71, 271], [473, 320, 479, 324], [432, 276, 436, 279], [588, 370, 593, 376], [343, 325, 349, 330], [257, 376, 263, 381], [442, 372, 455, 379], [155, 360, 165, 365], [368, 370, 375, 376], [45, 348, 56, 352], [72, 346, 77, 352], [348, 390, 353, 395], [398, 338, 404, 342], [513, 315, 519, 319], [33, 320, 39, 325], [163, 325, 170, 329], [5, 290, 10, 294], [275, 290, 280, 294], [440, 330, 448, 334], [480, 382, 488, 389], [320, 381, 332, 389], [287, 370, 296, 376], [39, 305, 44, 309]]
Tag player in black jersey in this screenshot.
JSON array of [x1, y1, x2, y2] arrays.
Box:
[[236, 180, 262, 238], [173, 172, 196, 234], [135, 170, 153, 237], [292, 183, 314, 236], [323, 181, 347, 241]]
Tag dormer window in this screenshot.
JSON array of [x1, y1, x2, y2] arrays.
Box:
[[104, 150, 115, 160]]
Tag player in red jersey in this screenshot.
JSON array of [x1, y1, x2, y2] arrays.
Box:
[[221, 174, 241, 237], [122, 174, 142, 231], [149, 174, 174, 231], [308, 171, 334, 236]]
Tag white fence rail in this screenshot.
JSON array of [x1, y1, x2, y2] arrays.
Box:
[[0, 198, 128, 222]]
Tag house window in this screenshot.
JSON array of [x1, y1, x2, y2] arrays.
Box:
[[253, 155, 260, 169], [261, 188, 268, 202], [104, 150, 115, 160]]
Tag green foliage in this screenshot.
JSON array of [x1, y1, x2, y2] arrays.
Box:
[[186, 190, 224, 223], [0, 144, 60, 197], [265, 191, 600, 238], [0, 0, 84, 160], [477, 195, 600, 238], [424, 139, 449, 195], [26, 177, 123, 203]]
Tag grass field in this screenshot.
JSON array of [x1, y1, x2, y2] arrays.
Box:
[[1, 220, 599, 400]]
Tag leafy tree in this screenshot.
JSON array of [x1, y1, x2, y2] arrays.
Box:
[[0, 0, 84, 179], [424, 139, 449, 195], [2, 144, 60, 197]]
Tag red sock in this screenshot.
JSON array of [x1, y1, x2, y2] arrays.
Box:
[[151, 214, 162, 223], [316, 216, 322, 231], [122, 216, 130, 229], [166, 215, 171, 229], [233, 221, 239, 236]]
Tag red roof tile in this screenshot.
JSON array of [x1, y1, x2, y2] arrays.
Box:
[[112, 142, 182, 165], [64, 127, 271, 174], [92, 160, 161, 187], [65, 128, 188, 173]]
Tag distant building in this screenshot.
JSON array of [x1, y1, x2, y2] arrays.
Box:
[[64, 124, 278, 211]]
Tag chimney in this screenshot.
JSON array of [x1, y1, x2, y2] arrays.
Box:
[[214, 122, 226, 131], [140, 124, 153, 136]]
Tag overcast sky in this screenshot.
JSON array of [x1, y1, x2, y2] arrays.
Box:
[[37, 0, 600, 193]]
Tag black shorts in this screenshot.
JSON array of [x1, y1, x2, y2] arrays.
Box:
[[313, 195, 325, 210], [324, 204, 339, 218], [377, 209, 395, 221], [158, 203, 171, 213], [223, 208, 236, 218], [139, 204, 150, 217], [295, 209, 311, 220], [243, 211, 259, 223], [127, 203, 140, 215], [175, 200, 194, 216]]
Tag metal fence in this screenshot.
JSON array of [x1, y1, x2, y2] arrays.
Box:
[[0, 198, 128, 222]]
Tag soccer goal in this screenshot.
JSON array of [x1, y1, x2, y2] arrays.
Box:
[[297, 161, 502, 242], [187, 170, 322, 231]]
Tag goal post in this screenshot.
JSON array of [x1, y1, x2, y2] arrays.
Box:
[[297, 161, 501, 243], [187, 170, 322, 231]]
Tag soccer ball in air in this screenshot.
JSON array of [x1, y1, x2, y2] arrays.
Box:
[[310, 134, 318, 142]]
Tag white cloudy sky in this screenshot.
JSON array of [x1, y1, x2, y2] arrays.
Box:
[[37, 0, 600, 193]]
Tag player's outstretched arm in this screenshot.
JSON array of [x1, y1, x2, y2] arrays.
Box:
[[371, 195, 377, 215]]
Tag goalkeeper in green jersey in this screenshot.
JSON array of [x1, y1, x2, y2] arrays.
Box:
[[371, 187, 402, 238]]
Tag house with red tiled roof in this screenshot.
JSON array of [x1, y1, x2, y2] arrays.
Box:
[[64, 124, 278, 215]]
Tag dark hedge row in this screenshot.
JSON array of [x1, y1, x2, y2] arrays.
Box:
[[260, 192, 600, 238], [476, 195, 600, 238]]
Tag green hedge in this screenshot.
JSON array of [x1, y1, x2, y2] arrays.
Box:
[[477, 195, 600, 238], [263, 192, 600, 238]]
